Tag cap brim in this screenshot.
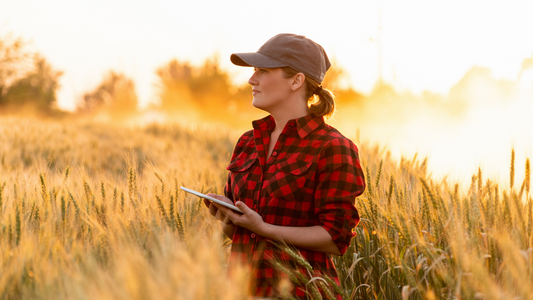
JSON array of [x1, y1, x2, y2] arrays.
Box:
[[230, 52, 287, 68]]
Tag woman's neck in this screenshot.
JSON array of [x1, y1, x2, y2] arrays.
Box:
[[269, 103, 309, 132]]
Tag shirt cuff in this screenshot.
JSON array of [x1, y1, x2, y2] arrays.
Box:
[[320, 211, 357, 255]]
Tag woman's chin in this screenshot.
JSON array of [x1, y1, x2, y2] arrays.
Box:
[[251, 101, 266, 111]]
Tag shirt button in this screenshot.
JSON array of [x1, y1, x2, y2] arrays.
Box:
[[254, 205, 257, 210], [272, 151, 277, 156], [346, 214, 351, 219], [251, 233, 256, 238]]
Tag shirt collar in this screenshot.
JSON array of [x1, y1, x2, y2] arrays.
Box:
[[295, 114, 324, 139], [252, 114, 324, 139], [252, 115, 276, 132]]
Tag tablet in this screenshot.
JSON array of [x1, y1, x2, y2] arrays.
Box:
[[180, 186, 243, 213]]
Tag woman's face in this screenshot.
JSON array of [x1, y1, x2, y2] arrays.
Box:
[[248, 67, 293, 113]]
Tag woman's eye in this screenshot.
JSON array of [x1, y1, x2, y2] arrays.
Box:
[[253, 68, 267, 74]]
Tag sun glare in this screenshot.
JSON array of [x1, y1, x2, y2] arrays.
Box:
[[333, 57, 533, 189], [1, 0, 533, 188]]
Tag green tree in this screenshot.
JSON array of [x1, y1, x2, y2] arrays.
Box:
[[155, 56, 257, 125], [155, 56, 361, 126], [155, 59, 195, 111], [0, 34, 30, 88], [1, 55, 63, 111], [80, 71, 138, 118], [156, 57, 235, 108], [0, 33, 63, 113]]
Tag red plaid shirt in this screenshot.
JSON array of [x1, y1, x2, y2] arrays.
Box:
[[225, 114, 365, 298]]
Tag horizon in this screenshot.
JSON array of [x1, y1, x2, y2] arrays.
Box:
[[1, 0, 533, 191], [2, 0, 533, 110]]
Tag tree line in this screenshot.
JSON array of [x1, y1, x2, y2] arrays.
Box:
[[0, 34, 62, 114], [0, 33, 363, 125]]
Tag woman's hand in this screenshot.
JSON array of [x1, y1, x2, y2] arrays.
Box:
[[203, 194, 238, 239], [206, 194, 265, 234], [203, 194, 233, 225], [204, 194, 341, 255]]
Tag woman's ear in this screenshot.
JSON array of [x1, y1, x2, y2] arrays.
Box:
[[291, 73, 306, 91]]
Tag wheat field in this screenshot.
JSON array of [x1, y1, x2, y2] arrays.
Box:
[[0, 116, 532, 300]]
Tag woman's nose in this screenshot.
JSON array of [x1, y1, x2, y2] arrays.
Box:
[[248, 72, 258, 86]]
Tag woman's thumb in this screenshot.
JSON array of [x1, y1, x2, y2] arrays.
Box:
[[235, 201, 249, 212]]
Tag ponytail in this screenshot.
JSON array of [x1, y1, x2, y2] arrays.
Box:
[[308, 85, 335, 118], [281, 67, 336, 118]]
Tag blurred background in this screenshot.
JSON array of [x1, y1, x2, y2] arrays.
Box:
[[1, 0, 532, 186]]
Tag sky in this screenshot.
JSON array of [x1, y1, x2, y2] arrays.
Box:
[[2, 0, 533, 110], [2, 0, 533, 187]]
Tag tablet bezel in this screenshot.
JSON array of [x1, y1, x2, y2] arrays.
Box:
[[180, 186, 243, 213]]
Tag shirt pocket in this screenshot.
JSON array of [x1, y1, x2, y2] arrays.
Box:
[[267, 159, 313, 202], [227, 153, 258, 201]]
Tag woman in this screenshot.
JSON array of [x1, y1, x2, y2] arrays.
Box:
[[204, 33, 365, 299]]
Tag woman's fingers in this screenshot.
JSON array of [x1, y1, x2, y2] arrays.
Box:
[[204, 199, 217, 217], [220, 202, 247, 224], [212, 202, 237, 219], [202, 198, 211, 209], [209, 202, 218, 216], [235, 201, 252, 213], [215, 208, 232, 224], [202, 193, 240, 226], [212, 201, 261, 230]]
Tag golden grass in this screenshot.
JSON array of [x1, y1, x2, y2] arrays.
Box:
[[1, 116, 532, 299], [0, 116, 248, 299]]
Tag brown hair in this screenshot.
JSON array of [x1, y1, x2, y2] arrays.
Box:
[[281, 67, 335, 117]]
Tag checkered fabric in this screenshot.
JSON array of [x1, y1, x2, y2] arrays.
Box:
[[225, 114, 365, 299]]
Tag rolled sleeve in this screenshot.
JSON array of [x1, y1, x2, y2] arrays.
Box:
[[314, 138, 365, 255]]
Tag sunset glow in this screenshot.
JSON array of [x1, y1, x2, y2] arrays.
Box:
[[1, 0, 533, 187], [3, 2, 533, 297]]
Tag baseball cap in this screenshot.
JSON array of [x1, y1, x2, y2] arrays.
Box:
[[230, 33, 331, 83]]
